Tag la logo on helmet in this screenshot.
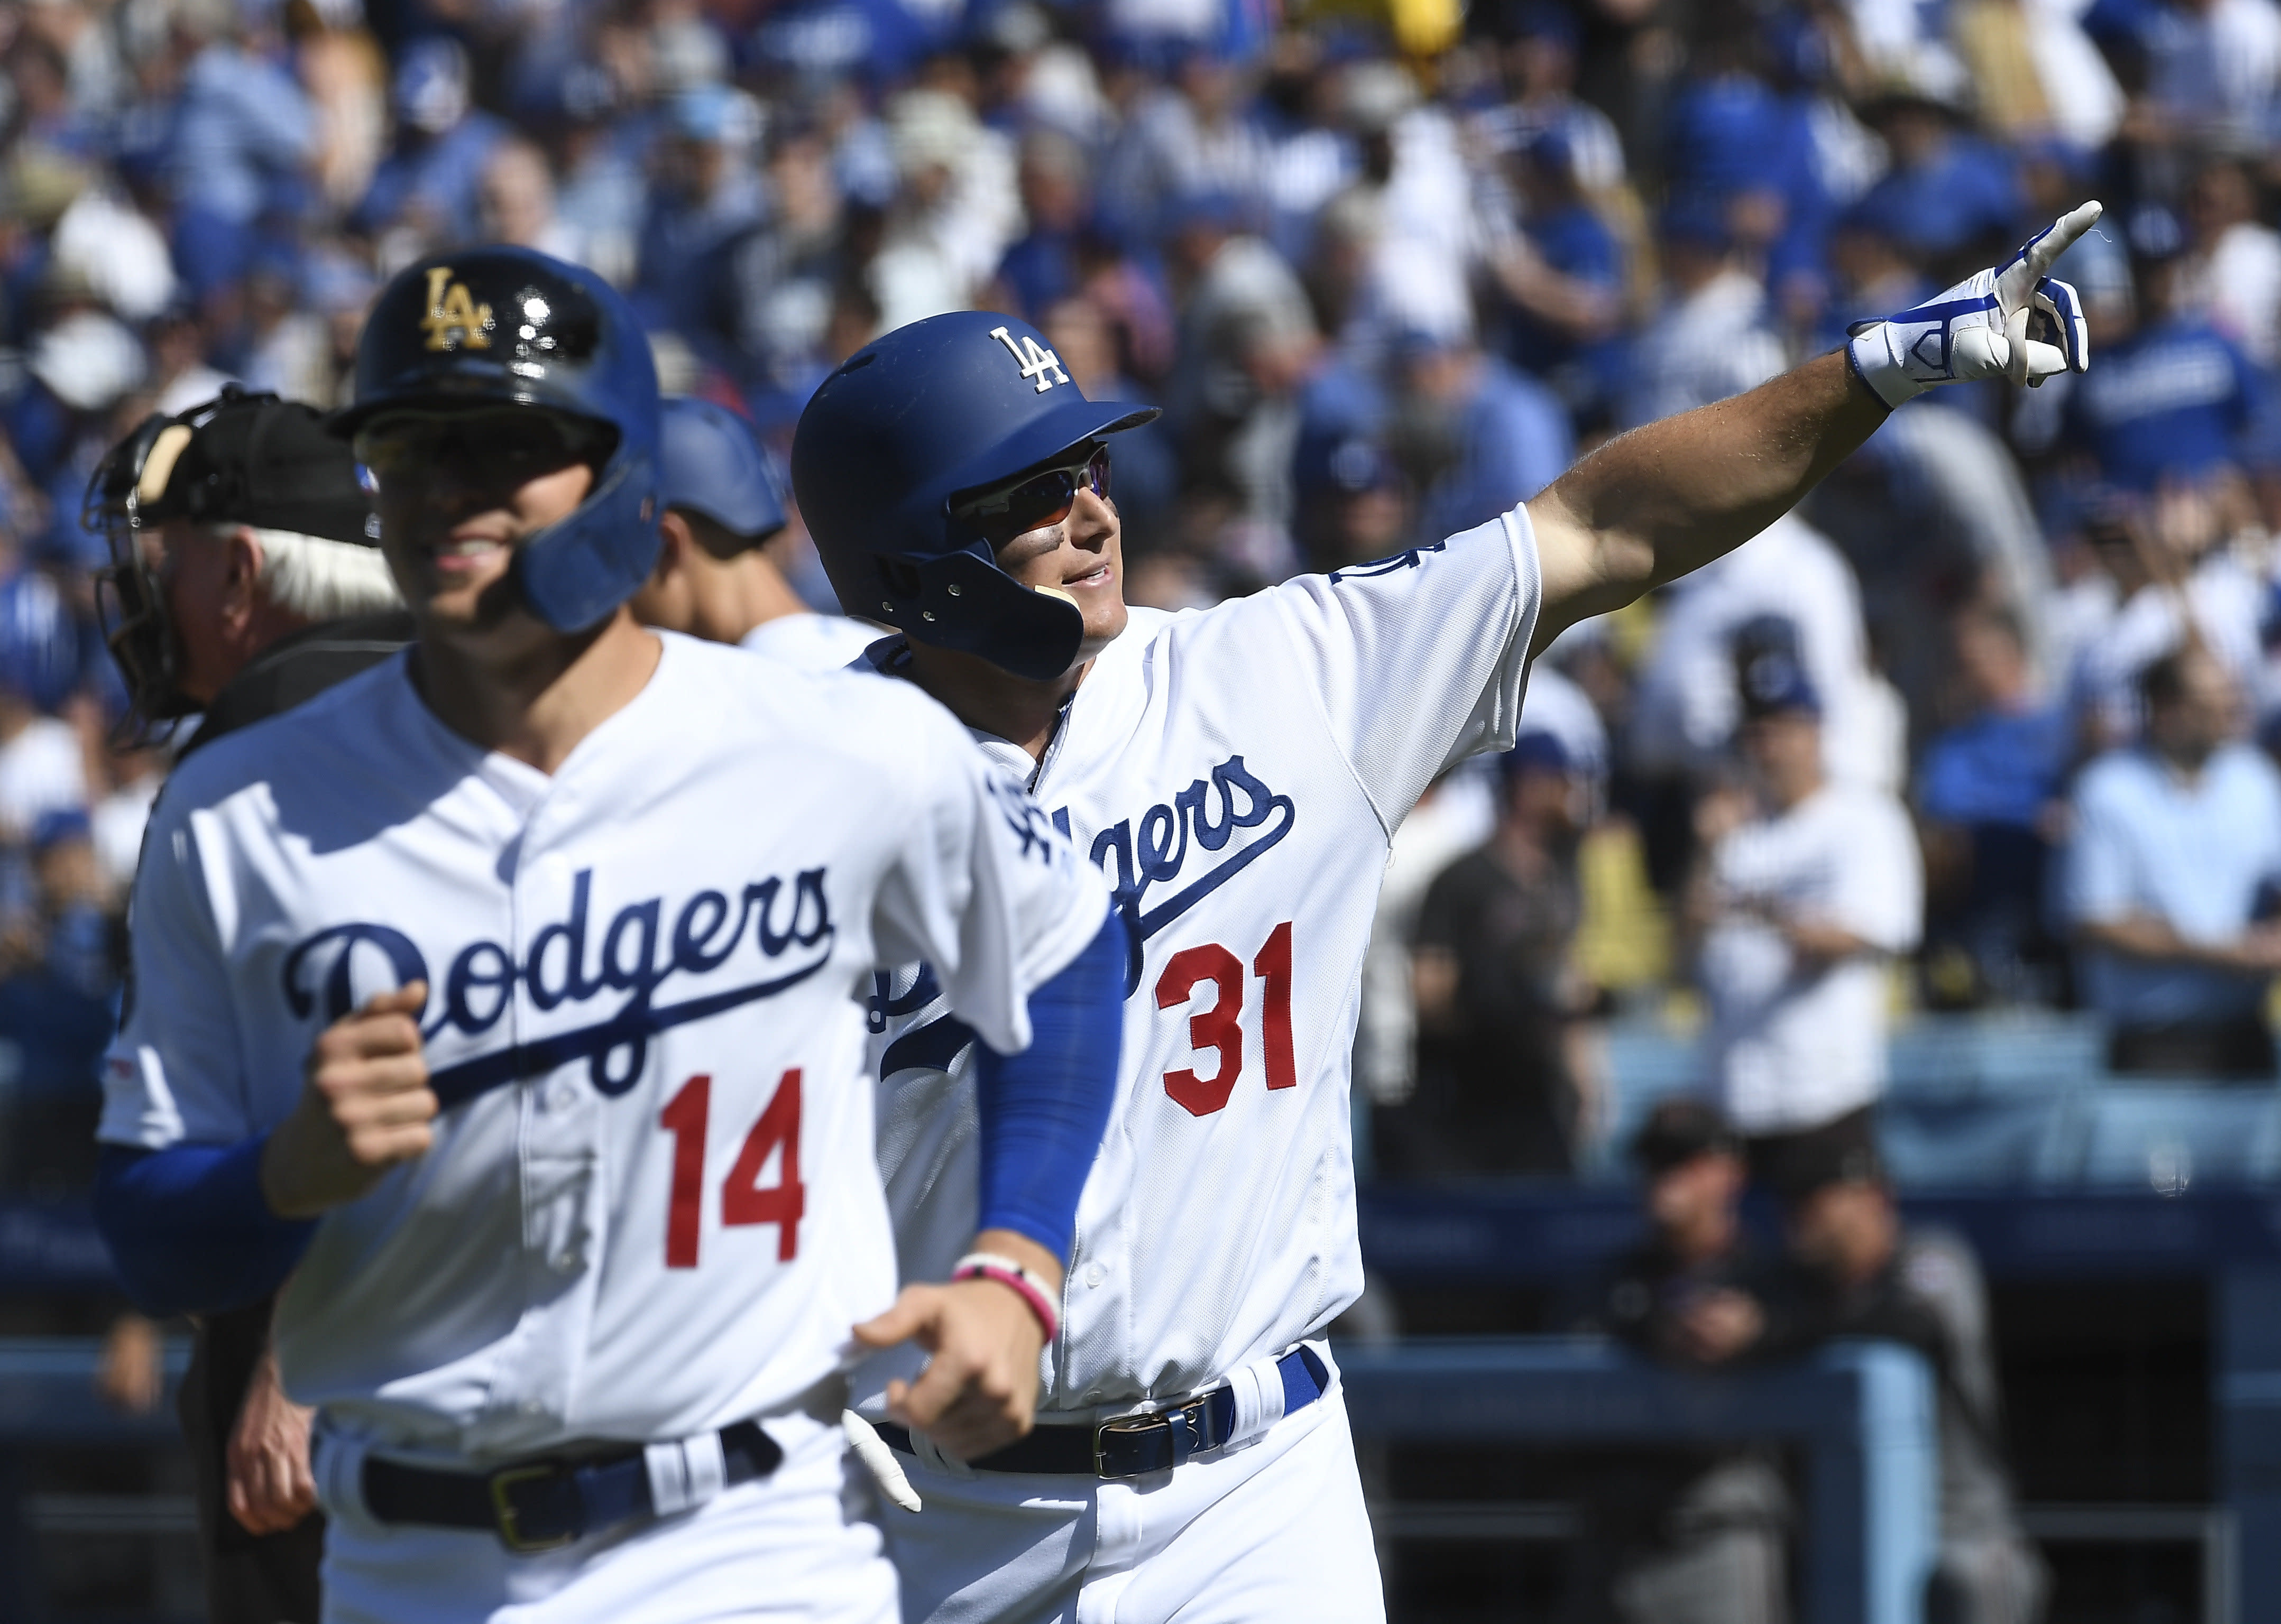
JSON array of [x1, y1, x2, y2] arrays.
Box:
[[421, 267, 494, 352], [989, 326, 1069, 394]]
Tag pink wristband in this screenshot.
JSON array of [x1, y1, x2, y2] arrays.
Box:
[[952, 1251, 1060, 1343]]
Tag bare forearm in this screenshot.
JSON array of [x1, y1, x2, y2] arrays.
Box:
[[2079, 915, 2273, 974], [1530, 351, 1886, 648]]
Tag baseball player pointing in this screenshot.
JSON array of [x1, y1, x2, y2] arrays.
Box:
[[91, 247, 1127, 1623], [795, 206, 2103, 1623]]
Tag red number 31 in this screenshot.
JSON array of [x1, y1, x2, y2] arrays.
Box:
[[1155, 921, 1296, 1116], [659, 1068, 806, 1268]]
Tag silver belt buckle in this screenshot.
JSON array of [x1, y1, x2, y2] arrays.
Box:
[[1091, 1411, 1170, 1481]]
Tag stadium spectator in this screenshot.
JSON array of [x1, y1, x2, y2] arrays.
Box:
[[2063, 484, 2266, 756], [1621, 197, 1788, 431], [2065, 646, 2281, 1078], [1488, 130, 1629, 427], [2062, 204, 2267, 494], [1629, 532, 1901, 804], [633, 84, 766, 336], [2175, 155, 2281, 367], [1917, 603, 2072, 1005], [0, 807, 116, 1195], [1391, 322, 1574, 545], [1566, 1097, 1791, 1624], [158, 0, 317, 303], [1163, 189, 1318, 567], [2138, 0, 2281, 150], [1472, 1, 1627, 193], [1391, 728, 1601, 1178], [0, 656, 88, 842], [1851, 75, 2024, 273], [352, 37, 506, 257], [1774, 1120, 2047, 1624], [1688, 645, 1923, 1168]]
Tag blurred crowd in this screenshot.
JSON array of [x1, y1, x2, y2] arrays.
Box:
[[1, 0, 2280, 1200]]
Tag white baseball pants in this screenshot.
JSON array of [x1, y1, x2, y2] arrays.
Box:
[[878, 1359, 1385, 1624], [311, 1406, 898, 1624]]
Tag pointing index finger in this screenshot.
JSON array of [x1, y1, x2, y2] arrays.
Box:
[[2029, 200, 2103, 278]]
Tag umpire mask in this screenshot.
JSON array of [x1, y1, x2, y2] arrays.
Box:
[[86, 387, 378, 740]]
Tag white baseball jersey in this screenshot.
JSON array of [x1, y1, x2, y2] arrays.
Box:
[[99, 632, 1108, 1460], [739, 612, 885, 671], [863, 508, 1542, 1414]]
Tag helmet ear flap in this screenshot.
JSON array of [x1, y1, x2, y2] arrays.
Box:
[[880, 558, 923, 599]]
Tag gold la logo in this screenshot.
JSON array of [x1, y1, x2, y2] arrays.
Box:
[[420, 266, 493, 352]]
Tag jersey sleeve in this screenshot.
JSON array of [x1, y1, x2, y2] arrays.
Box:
[[1261, 503, 1543, 833], [870, 703, 1111, 1057], [1827, 796, 1924, 954], [98, 800, 253, 1151]]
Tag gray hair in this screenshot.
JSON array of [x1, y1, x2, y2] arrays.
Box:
[[213, 525, 403, 620]]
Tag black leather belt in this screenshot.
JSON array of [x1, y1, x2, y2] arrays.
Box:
[[877, 1345, 1328, 1480], [363, 1420, 783, 1553]]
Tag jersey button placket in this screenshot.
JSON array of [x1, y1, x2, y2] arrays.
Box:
[[504, 804, 604, 1436]]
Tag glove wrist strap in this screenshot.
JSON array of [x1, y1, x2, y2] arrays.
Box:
[[1845, 322, 1926, 410]]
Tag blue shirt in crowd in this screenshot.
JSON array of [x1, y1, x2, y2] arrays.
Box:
[[2064, 317, 2266, 490], [1505, 201, 1626, 391], [164, 43, 315, 225], [1852, 135, 2023, 259], [1418, 356, 1574, 543], [2065, 741, 2281, 1023], [1919, 705, 2071, 831], [353, 112, 511, 246]]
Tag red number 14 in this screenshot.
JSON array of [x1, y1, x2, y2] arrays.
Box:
[[659, 1068, 806, 1268]]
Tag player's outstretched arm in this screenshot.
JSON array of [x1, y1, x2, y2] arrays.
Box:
[[853, 906, 1125, 1460], [1528, 201, 2102, 651]]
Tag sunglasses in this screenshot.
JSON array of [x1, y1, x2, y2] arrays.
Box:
[[354, 410, 611, 486], [951, 445, 1111, 547]]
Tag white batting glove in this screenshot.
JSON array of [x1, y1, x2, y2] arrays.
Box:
[[1845, 201, 2103, 408]]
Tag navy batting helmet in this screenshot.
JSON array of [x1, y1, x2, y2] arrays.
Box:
[[659, 396, 787, 543], [792, 311, 1159, 681], [330, 246, 660, 633]]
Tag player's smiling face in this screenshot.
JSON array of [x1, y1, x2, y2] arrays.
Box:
[[357, 409, 602, 638], [988, 481, 1126, 666]]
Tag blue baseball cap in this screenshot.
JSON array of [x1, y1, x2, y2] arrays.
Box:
[[1500, 727, 1575, 780], [659, 396, 788, 545], [1739, 649, 1822, 718]]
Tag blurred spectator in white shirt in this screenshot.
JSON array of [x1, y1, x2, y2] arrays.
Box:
[[2065, 646, 2281, 1077], [1631, 522, 1905, 792], [0, 677, 87, 842], [1622, 197, 1789, 430], [2142, 0, 2281, 147], [2175, 156, 2281, 367], [2064, 483, 2265, 751], [91, 746, 165, 900], [1689, 651, 1924, 1150]]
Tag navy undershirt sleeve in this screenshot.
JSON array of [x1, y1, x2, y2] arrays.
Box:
[[94, 1140, 317, 1318], [972, 904, 1125, 1259]]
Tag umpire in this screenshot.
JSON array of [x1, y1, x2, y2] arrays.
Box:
[[86, 385, 411, 1624]]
